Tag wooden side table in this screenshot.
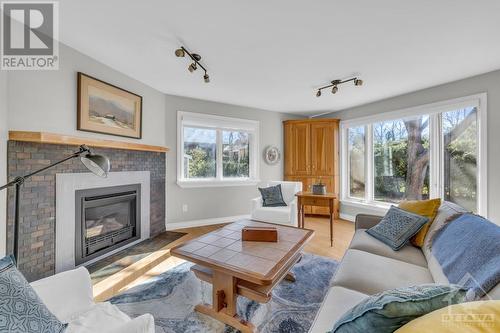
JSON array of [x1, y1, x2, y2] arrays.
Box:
[[295, 192, 337, 247]]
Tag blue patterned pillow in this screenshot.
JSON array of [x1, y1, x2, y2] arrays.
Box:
[[0, 255, 67, 332], [329, 284, 466, 333], [258, 184, 287, 207], [366, 206, 428, 250]]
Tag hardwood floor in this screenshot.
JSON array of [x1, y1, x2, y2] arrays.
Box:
[[112, 216, 354, 296]]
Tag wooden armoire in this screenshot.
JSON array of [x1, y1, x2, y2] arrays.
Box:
[[283, 119, 340, 217]]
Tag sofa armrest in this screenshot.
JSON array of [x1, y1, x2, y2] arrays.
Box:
[[251, 196, 263, 211], [355, 214, 384, 230], [108, 314, 155, 333], [30, 267, 94, 321]]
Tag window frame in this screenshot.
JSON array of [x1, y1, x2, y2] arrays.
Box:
[[340, 93, 488, 216], [177, 111, 260, 188]]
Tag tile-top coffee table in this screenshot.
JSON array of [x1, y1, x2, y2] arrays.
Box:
[[171, 219, 314, 332]]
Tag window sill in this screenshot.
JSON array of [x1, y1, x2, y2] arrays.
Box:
[[340, 199, 391, 214], [177, 179, 261, 189]]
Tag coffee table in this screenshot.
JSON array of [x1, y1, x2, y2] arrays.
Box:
[[170, 219, 314, 332]]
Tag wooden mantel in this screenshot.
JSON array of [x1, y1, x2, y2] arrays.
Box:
[[9, 131, 169, 153]]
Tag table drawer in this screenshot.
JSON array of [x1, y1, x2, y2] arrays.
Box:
[[301, 197, 331, 206]]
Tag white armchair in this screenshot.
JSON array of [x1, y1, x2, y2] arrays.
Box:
[[30, 267, 154, 333], [251, 181, 303, 227]]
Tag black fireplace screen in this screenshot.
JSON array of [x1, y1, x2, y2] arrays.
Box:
[[75, 184, 141, 266]]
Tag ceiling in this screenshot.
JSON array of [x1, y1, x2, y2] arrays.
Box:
[[58, 0, 500, 115]]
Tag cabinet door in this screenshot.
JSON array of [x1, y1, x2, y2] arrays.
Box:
[[292, 123, 311, 175], [311, 122, 335, 176], [284, 123, 294, 176]]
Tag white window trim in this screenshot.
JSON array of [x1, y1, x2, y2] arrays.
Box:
[[177, 111, 260, 188], [340, 93, 488, 217]]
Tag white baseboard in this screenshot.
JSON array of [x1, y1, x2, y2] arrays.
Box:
[[166, 214, 251, 230], [340, 213, 356, 222]]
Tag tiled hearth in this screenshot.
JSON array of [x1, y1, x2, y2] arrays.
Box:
[[7, 140, 166, 281]]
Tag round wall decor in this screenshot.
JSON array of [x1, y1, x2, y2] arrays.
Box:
[[264, 146, 281, 165]]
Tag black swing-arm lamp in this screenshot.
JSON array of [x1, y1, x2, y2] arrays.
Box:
[[0, 145, 110, 263]]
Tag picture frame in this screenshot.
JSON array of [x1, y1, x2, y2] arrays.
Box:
[[77, 72, 143, 139]]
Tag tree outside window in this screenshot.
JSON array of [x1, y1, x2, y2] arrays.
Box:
[[373, 116, 430, 203], [183, 127, 216, 179]]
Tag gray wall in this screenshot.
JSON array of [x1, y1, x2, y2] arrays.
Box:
[[5, 43, 300, 233], [7, 44, 167, 147], [163, 96, 300, 223], [0, 71, 7, 256], [319, 69, 500, 223]]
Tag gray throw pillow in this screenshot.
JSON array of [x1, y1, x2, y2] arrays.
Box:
[[0, 255, 67, 332], [258, 184, 287, 207], [330, 284, 466, 333], [366, 206, 428, 251]]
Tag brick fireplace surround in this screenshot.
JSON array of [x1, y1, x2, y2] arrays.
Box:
[[7, 139, 166, 281]]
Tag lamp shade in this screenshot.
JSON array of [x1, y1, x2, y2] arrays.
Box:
[[80, 153, 110, 178]]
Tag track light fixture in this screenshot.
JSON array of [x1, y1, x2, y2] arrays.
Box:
[[315, 77, 363, 97], [175, 46, 210, 83], [175, 48, 185, 57]]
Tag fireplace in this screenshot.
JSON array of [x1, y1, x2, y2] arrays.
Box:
[[75, 184, 141, 266]]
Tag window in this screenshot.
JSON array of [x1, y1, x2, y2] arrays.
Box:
[[222, 131, 250, 178], [442, 107, 478, 212], [177, 112, 260, 187], [183, 127, 216, 179], [341, 94, 487, 215], [347, 126, 365, 199], [373, 115, 429, 203]]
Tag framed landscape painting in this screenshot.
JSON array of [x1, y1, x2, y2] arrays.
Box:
[[77, 72, 142, 139]]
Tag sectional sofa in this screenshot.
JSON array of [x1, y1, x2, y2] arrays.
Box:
[[310, 201, 500, 332]]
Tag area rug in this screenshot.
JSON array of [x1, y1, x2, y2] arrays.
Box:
[[109, 253, 338, 333]]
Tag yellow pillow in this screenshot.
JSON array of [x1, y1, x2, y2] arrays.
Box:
[[395, 300, 500, 333], [398, 198, 441, 247]]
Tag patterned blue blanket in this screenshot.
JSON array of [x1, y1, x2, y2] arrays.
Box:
[[432, 213, 500, 299]]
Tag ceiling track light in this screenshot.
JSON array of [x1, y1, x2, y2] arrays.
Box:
[[315, 76, 363, 97], [175, 46, 210, 83]]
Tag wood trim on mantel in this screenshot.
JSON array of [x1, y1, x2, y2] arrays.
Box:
[[9, 131, 169, 153]]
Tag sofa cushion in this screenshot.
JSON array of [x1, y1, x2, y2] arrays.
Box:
[[268, 181, 301, 205], [258, 184, 287, 207], [331, 250, 434, 295], [310, 286, 368, 333], [350, 229, 427, 267], [251, 206, 291, 224], [65, 302, 133, 333], [0, 255, 67, 333], [366, 206, 428, 251], [398, 198, 441, 247], [394, 300, 500, 333], [330, 284, 466, 333], [31, 267, 94, 322]]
